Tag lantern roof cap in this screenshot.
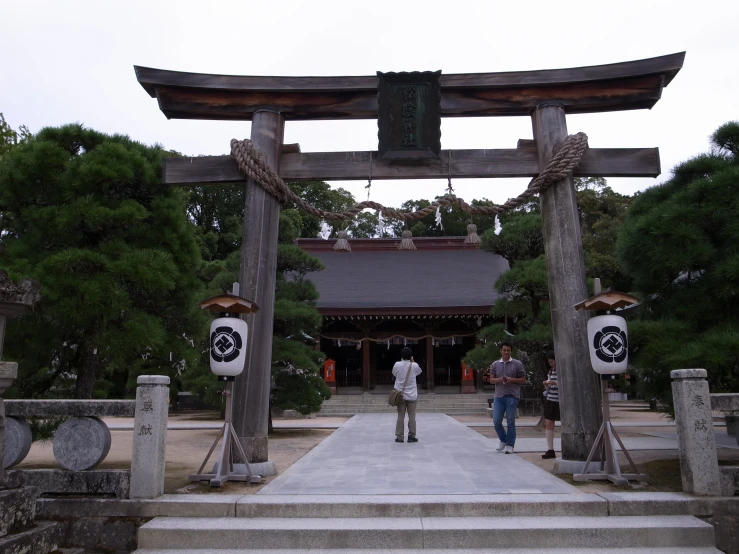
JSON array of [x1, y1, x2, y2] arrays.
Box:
[[573, 290, 639, 312], [200, 294, 260, 314]]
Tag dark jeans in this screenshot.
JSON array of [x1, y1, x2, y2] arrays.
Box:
[[493, 395, 518, 446]]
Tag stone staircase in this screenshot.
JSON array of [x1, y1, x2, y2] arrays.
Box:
[[132, 495, 721, 553], [318, 392, 491, 416], [0, 485, 62, 554]]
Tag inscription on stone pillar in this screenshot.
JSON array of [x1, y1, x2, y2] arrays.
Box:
[[130, 375, 169, 499]]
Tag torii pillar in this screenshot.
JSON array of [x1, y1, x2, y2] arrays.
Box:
[[534, 105, 602, 463], [233, 110, 284, 468]]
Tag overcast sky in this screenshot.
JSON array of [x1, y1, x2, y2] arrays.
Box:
[[2, 0, 737, 211]]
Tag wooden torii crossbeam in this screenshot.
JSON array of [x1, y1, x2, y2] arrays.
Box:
[[135, 52, 684, 467]]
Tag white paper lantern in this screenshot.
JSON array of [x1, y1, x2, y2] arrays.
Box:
[[587, 314, 628, 374], [209, 317, 248, 377]]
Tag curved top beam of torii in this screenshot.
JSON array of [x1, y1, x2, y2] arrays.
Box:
[[135, 52, 684, 121]]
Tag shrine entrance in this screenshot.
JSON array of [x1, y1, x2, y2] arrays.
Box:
[[135, 52, 684, 465]]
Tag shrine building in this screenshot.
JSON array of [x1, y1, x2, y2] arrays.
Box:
[[297, 236, 509, 394]]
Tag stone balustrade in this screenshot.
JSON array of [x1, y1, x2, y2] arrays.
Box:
[[710, 393, 739, 413], [4, 400, 135, 472], [3, 378, 169, 500], [5, 399, 135, 417]]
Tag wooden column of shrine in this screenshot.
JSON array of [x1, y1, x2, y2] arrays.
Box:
[[362, 337, 371, 391], [425, 334, 435, 392]]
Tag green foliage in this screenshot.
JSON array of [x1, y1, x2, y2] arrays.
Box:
[[27, 416, 66, 443], [464, 177, 631, 375], [286, 181, 356, 238], [187, 183, 244, 263], [0, 124, 206, 399], [389, 197, 497, 238], [0, 113, 31, 160], [271, 208, 330, 414], [617, 122, 739, 413], [180, 193, 330, 413]]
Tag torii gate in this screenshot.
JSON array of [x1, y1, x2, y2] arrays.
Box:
[[135, 52, 684, 469]]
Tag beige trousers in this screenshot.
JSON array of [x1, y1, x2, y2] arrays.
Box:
[[395, 399, 417, 438]]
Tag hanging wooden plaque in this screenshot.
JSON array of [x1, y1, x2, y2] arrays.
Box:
[[377, 71, 441, 160]]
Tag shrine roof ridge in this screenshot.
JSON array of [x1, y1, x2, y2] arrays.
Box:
[[297, 236, 478, 252]]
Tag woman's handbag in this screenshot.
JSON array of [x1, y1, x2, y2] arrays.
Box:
[[388, 361, 414, 407]]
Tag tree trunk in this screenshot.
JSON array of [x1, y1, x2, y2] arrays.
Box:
[[75, 345, 99, 399]]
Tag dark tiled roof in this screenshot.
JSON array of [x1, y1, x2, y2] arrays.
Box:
[[302, 248, 509, 310]]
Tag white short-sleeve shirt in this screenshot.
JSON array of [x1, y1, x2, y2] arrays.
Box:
[[392, 361, 423, 401]]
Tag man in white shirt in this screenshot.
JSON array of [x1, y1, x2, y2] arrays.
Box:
[[392, 347, 423, 443]]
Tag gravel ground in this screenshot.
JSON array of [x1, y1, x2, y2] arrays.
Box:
[[13, 404, 737, 495]]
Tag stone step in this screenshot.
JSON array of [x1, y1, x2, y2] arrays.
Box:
[[0, 520, 63, 554], [235, 494, 607, 518], [320, 402, 489, 407], [134, 546, 722, 554], [316, 408, 488, 417], [322, 398, 490, 403], [319, 406, 489, 411], [136, 515, 715, 550], [0, 486, 36, 537], [323, 397, 489, 402]]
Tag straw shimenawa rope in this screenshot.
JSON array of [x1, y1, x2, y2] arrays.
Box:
[[230, 132, 588, 222]]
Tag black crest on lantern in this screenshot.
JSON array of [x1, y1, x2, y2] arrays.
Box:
[[592, 325, 628, 364], [210, 325, 243, 363]]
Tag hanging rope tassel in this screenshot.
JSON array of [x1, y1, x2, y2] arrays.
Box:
[[397, 229, 417, 251], [333, 230, 351, 252], [464, 223, 481, 245]]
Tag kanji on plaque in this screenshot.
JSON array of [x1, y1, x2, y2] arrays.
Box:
[[377, 71, 441, 160]]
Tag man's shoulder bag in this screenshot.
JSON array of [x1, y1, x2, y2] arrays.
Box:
[[388, 362, 414, 407]]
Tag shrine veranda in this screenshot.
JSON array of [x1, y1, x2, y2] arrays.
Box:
[[135, 52, 684, 464]]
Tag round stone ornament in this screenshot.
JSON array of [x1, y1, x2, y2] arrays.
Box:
[[4, 416, 33, 469], [52, 417, 111, 471]]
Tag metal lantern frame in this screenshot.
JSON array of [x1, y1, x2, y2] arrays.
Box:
[[189, 291, 263, 487], [572, 286, 647, 487]]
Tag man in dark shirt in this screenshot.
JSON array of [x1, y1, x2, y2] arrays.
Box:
[[488, 341, 527, 454]]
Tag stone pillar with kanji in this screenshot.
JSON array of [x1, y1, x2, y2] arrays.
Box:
[[671, 369, 721, 496]]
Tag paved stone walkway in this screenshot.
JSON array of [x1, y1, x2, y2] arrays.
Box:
[[258, 413, 576, 495]]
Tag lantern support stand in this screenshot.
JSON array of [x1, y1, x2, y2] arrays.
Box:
[[572, 374, 646, 486], [189, 377, 262, 487], [573, 279, 646, 486]]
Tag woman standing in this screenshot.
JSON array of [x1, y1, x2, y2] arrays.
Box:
[[542, 350, 560, 459]]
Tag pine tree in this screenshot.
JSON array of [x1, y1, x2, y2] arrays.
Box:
[[271, 208, 330, 415], [617, 122, 739, 412], [182, 185, 331, 414], [0, 124, 205, 399]]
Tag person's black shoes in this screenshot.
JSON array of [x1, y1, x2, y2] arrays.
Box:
[[395, 437, 404, 443], [542, 449, 556, 459], [407, 436, 418, 443]]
